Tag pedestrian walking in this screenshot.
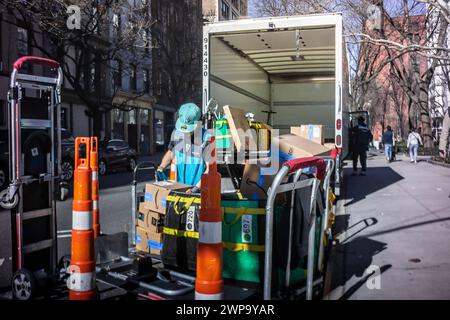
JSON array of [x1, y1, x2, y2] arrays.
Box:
[[382, 126, 394, 163], [407, 128, 423, 163], [350, 116, 373, 176]]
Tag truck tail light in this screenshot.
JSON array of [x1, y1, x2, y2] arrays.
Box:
[[336, 119, 342, 130], [336, 134, 342, 146]]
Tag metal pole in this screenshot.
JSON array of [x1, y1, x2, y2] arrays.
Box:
[[285, 169, 303, 290], [306, 178, 320, 300], [263, 165, 289, 300]]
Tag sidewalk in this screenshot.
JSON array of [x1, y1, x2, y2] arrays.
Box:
[[325, 153, 450, 299]]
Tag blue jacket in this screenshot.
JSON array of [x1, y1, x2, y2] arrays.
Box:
[[168, 128, 211, 186], [382, 131, 393, 145]]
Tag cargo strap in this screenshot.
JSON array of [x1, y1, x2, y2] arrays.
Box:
[[216, 120, 228, 126], [166, 195, 201, 215], [163, 227, 199, 239], [223, 242, 265, 252], [215, 134, 232, 139], [222, 207, 265, 226]]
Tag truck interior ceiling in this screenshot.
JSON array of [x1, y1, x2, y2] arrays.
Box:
[[210, 26, 337, 141]]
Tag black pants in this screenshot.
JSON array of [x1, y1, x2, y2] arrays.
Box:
[[353, 150, 367, 172]]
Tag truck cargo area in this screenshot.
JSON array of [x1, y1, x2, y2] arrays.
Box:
[[205, 14, 346, 144]]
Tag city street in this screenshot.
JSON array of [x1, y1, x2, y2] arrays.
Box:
[[325, 153, 450, 299]]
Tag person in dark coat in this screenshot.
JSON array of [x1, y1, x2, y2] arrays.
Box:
[[350, 116, 373, 176]]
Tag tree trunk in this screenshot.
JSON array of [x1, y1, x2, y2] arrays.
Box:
[[92, 109, 103, 140], [419, 82, 434, 149]]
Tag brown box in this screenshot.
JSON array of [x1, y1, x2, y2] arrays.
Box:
[[137, 203, 163, 233], [144, 181, 191, 214], [223, 105, 258, 152], [135, 226, 163, 255], [274, 134, 331, 159], [259, 123, 272, 151], [240, 162, 277, 200], [291, 125, 325, 145]]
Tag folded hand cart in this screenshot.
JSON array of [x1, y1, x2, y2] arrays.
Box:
[[0, 56, 68, 299]]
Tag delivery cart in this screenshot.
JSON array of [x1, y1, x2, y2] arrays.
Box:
[[0, 56, 68, 300], [90, 154, 335, 300]]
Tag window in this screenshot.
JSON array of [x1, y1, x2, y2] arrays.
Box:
[[113, 109, 124, 123], [140, 109, 149, 123], [168, 77, 172, 97], [113, 60, 122, 88], [221, 1, 230, 19], [143, 68, 150, 93], [128, 109, 137, 124], [89, 64, 96, 92], [130, 64, 137, 91], [113, 13, 121, 33], [17, 27, 29, 57], [156, 72, 162, 95]]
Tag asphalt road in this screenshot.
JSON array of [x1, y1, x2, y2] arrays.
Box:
[[0, 154, 163, 290]]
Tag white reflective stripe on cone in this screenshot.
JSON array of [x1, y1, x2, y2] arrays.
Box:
[[93, 201, 98, 210], [72, 211, 93, 230], [195, 291, 224, 300], [67, 271, 95, 291], [198, 221, 222, 244], [92, 171, 98, 181]]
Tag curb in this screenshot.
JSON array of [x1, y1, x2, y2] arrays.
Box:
[[427, 159, 450, 168]]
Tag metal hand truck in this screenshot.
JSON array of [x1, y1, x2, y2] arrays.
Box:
[[0, 56, 66, 300], [263, 156, 335, 300]]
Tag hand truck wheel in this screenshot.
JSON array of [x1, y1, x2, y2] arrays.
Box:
[[12, 269, 37, 300], [57, 255, 71, 283], [0, 188, 19, 210]]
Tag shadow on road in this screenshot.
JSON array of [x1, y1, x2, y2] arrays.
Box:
[[328, 236, 389, 299], [343, 166, 404, 207]]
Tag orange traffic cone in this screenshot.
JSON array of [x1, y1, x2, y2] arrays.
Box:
[[90, 137, 100, 238], [195, 137, 224, 300], [68, 137, 97, 300]]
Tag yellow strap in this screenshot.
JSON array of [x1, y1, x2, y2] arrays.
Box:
[[167, 195, 201, 205], [216, 120, 228, 125], [222, 207, 265, 226], [223, 242, 265, 252], [163, 227, 199, 239], [223, 207, 265, 215], [215, 134, 232, 139]]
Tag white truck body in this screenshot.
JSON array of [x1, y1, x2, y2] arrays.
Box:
[[203, 14, 350, 194]]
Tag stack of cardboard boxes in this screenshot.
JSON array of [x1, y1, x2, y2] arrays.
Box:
[[136, 181, 190, 255]]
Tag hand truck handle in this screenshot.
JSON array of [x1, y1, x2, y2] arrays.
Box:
[[283, 156, 326, 181], [13, 56, 60, 71]]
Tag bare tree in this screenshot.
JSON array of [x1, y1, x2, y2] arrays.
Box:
[[1, 0, 155, 137]]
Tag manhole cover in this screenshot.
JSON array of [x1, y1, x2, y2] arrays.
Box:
[[409, 258, 421, 263]]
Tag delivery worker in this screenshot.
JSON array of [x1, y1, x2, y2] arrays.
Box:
[[350, 116, 373, 176], [157, 103, 210, 193]]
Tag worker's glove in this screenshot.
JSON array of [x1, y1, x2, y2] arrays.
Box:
[[156, 167, 168, 181]]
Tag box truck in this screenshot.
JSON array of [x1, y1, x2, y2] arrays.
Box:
[[202, 13, 350, 195]]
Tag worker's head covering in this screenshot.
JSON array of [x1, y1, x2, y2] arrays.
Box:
[[176, 103, 201, 133], [358, 116, 365, 124]]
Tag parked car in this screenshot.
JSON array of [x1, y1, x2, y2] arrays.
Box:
[[60, 129, 75, 181], [0, 141, 9, 190], [98, 139, 137, 175]]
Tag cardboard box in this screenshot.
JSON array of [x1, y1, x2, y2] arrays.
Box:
[[223, 105, 258, 152], [144, 181, 190, 214], [137, 203, 163, 233], [240, 163, 275, 200], [291, 125, 325, 145], [135, 226, 163, 255], [274, 134, 331, 163], [259, 123, 272, 151]]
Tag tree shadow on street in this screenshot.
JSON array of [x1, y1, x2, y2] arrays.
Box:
[[327, 236, 388, 298], [343, 167, 404, 207]]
